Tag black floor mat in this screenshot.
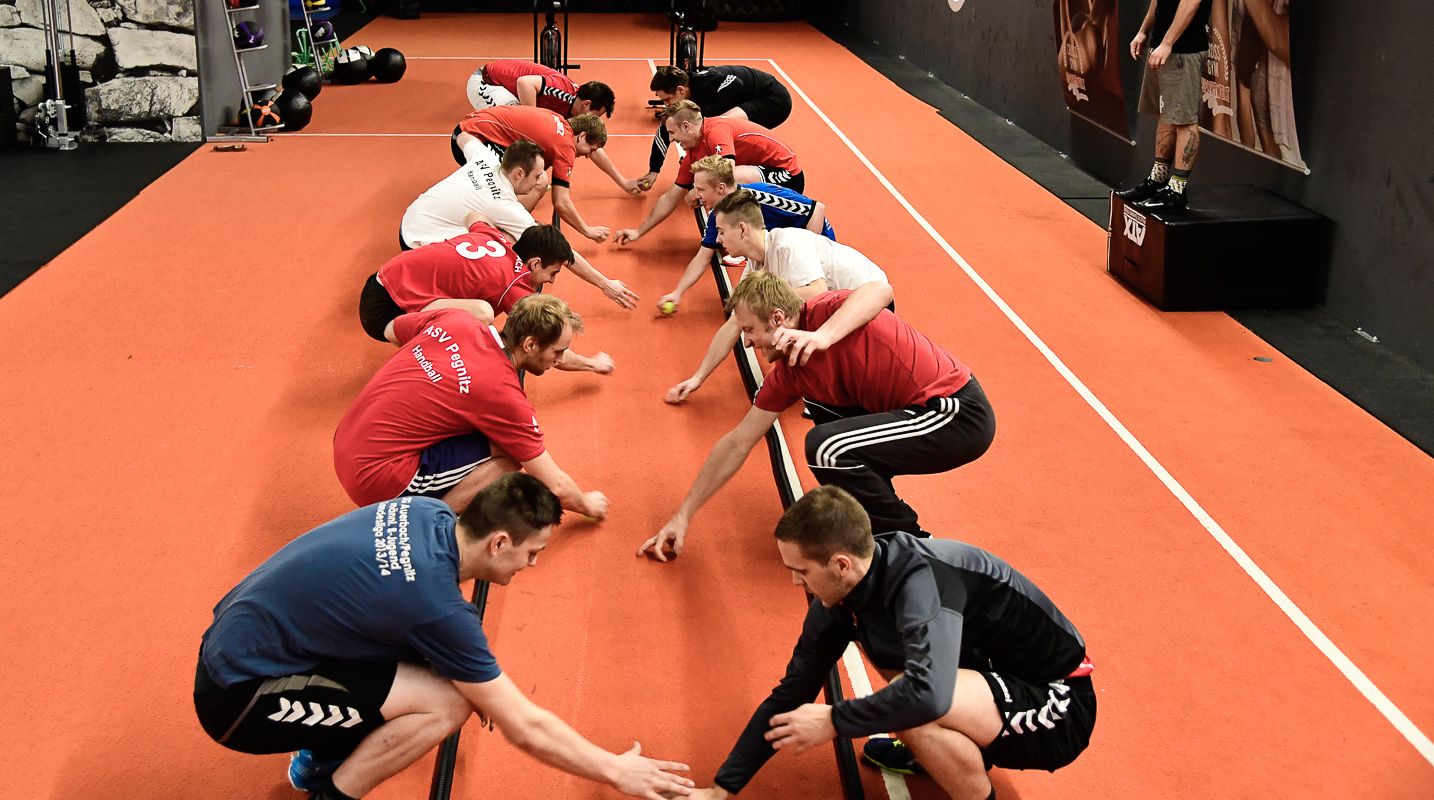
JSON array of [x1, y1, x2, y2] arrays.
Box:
[[1, 142, 199, 297]]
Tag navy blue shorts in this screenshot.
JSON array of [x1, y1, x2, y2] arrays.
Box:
[[401, 432, 492, 499]]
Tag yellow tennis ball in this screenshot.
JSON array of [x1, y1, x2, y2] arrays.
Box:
[[660, 301, 676, 315], [639, 179, 653, 190]]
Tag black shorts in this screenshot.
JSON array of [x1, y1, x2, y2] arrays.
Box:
[[737, 82, 792, 129], [194, 656, 397, 762], [451, 125, 506, 167], [359, 273, 406, 342], [979, 672, 1096, 772], [755, 166, 803, 194]]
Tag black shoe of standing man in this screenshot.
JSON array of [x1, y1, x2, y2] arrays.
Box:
[[1115, 179, 1164, 204], [1138, 187, 1188, 212]]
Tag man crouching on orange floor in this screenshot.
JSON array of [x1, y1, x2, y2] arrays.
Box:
[[683, 486, 1097, 800]]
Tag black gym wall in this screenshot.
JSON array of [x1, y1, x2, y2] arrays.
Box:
[[808, 0, 1434, 374]]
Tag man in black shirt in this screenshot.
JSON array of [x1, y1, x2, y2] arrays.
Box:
[[1117, 0, 1213, 211], [635, 65, 793, 192], [685, 487, 1096, 800]]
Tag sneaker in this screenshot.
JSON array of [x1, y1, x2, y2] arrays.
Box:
[[862, 737, 923, 775], [289, 750, 344, 792], [720, 254, 748, 268], [1114, 178, 1164, 204], [1137, 186, 1188, 212]]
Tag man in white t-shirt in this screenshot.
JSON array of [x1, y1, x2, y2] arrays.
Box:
[[400, 139, 639, 310], [664, 189, 891, 405]]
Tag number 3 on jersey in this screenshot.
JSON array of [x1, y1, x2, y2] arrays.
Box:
[[455, 239, 507, 260]]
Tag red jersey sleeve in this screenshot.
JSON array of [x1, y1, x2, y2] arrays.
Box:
[[676, 150, 698, 187], [753, 363, 801, 412], [471, 379, 546, 463], [392, 309, 449, 347], [494, 277, 536, 315], [550, 137, 576, 187], [706, 119, 737, 161]]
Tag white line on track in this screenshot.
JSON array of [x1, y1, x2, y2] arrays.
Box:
[[842, 646, 913, 800], [766, 57, 1434, 767]]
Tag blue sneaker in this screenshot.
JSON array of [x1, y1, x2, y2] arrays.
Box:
[[288, 750, 344, 792], [862, 737, 924, 775]]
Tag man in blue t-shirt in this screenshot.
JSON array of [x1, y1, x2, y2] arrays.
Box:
[[195, 474, 693, 800], [613, 154, 834, 314]]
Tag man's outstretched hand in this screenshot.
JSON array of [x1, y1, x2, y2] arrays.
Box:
[[639, 515, 689, 562], [611, 742, 695, 800]]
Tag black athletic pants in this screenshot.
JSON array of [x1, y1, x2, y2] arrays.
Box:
[[804, 377, 994, 536]]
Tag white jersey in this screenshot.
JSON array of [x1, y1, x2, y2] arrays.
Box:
[[400, 141, 538, 248], [756, 227, 888, 291]]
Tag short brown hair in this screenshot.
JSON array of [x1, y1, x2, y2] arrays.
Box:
[[724, 269, 802, 321], [576, 81, 615, 117], [569, 113, 608, 147], [650, 65, 690, 93], [457, 472, 562, 546], [774, 486, 875, 563], [692, 154, 734, 187], [712, 188, 766, 231], [513, 224, 573, 268], [501, 139, 544, 173], [662, 99, 702, 125], [502, 294, 584, 351]]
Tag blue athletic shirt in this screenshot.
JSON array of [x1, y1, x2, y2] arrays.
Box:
[[702, 182, 836, 249], [201, 497, 501, 688]]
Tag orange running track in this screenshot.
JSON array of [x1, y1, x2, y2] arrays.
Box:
[[0, 14, 1431, 800]]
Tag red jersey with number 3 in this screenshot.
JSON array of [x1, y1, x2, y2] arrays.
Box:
[[378, 222, 536, 315], [753, 290, 971, 413], [459, 105, 577, 186], [333, 308, 546, 505], [675, 117, 801, 187], [482, 59, 578, 118]]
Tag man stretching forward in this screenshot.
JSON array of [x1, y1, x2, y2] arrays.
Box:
[[643, 271, 993, 557], [452, 105, 616, 243], [614, 100, 802, 245], [681, 486, 1095, 800], [196, 475, 694, 800], [335, 295, 610, 516], [664, 190, 875, 406], [464, 59, 645, 194], [615, 156, 834, 314], [637, 64, 793, 192], [401, 140, 639, 310], [359, 221, 615, 377]]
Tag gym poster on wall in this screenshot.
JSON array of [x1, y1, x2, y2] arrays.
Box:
[[1201, 0, 1306, 172], [1056, 0, 1132, 143]]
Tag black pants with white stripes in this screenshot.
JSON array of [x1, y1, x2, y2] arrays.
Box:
[[804, 377, 995, 536]]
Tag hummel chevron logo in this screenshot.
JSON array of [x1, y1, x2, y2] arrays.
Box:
[[718, 75, 737, 92], [268, 698, 363, 728]]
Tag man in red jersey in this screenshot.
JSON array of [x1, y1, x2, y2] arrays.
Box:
[[466, 59, 615, 119], [451, 106, 626, 238], [335, 294, 611, 515], [613, 100, 802, 246], [357, 221, 614, 374], [464, 60, 647, 196], [640, 271, 995, 561]]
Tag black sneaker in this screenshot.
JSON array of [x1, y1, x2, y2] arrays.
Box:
[[1138, 187, 1188, 212], [863, 737, 923, 774], [1115, 178, 1164, 204]]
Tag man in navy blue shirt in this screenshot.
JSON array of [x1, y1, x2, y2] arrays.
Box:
[[613, 155, 833, 315], [195, 474, 693, 800]]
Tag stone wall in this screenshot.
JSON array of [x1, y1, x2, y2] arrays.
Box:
[[1, 0, 200, 142]]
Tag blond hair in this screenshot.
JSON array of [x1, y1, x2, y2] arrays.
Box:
[[692, 154, 735, 187], [725, 269, 802, 321], [712, 188, 766, 231], [662, 99, 703, 125], [502, 294, 584, 351], [569, 113, 608, 148]]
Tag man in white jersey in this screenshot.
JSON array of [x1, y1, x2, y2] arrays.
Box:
[[665, 189, 891, 405], [401, 139, 639, 310]]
